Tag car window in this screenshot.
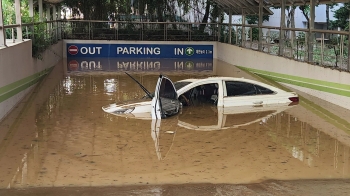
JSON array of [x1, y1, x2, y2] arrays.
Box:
[[179, 83, 219, 106], [159, 78, 177, 99], [174, 82, 192, 90], [255, 85, 275, 95], [225, 81, 274, 96], [225, 81, 256, 96]]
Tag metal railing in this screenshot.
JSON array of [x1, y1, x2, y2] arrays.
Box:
[[220, 23, 350, 71], [1, 19, 350, 71], [61, 20, 218, 41], [0, 20, 61, 58]]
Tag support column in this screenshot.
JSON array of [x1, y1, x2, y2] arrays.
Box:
[[258, 0, 263, 51], [46, 6, 51, 21], [53, 6, 57, 20], [0, 0, 6, 46], [229, 10, 232, 44], [279, 0, 286, 56], [15, 0, 23, 41], [39, 0, 43, 22], [218, 15, 221, 42], [53, 5, 57, 40], [58, 6, 62, 40], [29, 0, 33, 17], [347, 9, 350, 71], [46, 6, 51, 40], [308, 0, 315, 63], [29, 0, 35, 41], [242, 9, 246, 47]]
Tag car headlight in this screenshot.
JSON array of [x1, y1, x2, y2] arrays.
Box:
[[124, 108, 135, 113], [113, 107, 135, 114]]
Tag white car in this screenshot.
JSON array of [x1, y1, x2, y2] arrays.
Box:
[[102, 74, 299, 119]]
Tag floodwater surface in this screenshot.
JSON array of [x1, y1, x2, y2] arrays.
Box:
[[0, 59, 350, 190]]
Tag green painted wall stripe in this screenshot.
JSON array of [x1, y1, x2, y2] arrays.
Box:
[[0, 69, 49, 96], [0, 68, 51, 104], [237, 66, 350, 91], [239, 68, 350, 134], [237, 66, 350, 98], [257, 73, 350, 97]]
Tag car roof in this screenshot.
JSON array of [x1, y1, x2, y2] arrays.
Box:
[[177, 77, 262, 85], [177, 76, 256, 81], [176, 77, 284, 92]]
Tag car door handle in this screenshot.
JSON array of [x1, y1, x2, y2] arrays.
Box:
[[253, 101, 263, 105]]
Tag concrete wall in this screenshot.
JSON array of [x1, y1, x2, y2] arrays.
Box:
[[0, 40, 63, 121], [217, 42, 350, 110]]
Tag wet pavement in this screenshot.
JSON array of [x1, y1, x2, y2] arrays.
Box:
[[1, 59, 350, 195]]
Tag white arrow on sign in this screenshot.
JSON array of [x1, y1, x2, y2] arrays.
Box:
[[186, 48, 193, 54]]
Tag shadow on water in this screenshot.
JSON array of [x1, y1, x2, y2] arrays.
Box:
[[0, 58, 350, 195]]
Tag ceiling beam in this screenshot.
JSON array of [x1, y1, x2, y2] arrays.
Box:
[[216, 1, 242, 15], [234, 0, 260, 14]]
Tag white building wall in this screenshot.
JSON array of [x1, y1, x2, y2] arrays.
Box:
[[224, 4, 342, 39], [225, 4, 342, 28], [263, 5, 341, 28]]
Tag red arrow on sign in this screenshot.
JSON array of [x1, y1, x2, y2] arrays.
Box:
[[68, 60, 79, 71], [68, 45, 79, 55]]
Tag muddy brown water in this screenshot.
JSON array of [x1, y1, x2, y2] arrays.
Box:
[[0, 59, 350, 195]]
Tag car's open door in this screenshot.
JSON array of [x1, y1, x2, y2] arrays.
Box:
[[152, 75, 181, 119]]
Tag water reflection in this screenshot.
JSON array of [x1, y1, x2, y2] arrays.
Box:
[[63, 76, 86, 95], [63, 76, 73, 95], [177, 104, 295, 131], [149, 103, 294, 161], [148, 108, 350, 177], [66, 58, 214, 72], [1, 61, 350, 189], [104, 79, 117, 95]]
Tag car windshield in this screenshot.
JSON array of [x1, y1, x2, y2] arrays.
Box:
[[141, 81, 191, 100], [174, 82, 192, 90]]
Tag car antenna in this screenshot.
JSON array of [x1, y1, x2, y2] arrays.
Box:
[[124, 72, 153, 99]]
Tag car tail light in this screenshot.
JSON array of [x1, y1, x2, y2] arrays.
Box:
[[289, 97, 299, 102]]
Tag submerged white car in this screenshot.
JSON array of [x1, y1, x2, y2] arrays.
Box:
[[102, 73, 299, 119]]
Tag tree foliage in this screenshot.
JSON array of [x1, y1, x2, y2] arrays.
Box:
[[61, 0, 224, 32], [245, 15, 269, 24], [62, 0, 114, 20], [299, 5, 310, 28], [326, 3, 337, 30], [331, 3, 350, 30], [2, 0, 36, 25]]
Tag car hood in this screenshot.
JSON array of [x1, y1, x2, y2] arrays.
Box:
[[102, 99, 153, 119]]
